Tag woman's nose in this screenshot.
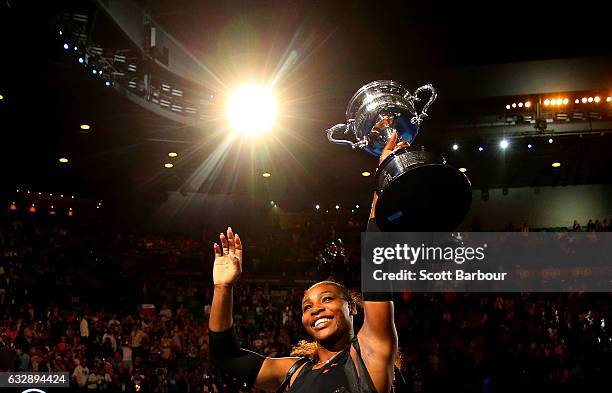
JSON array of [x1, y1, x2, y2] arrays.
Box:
[[310, 305, 324, 315]]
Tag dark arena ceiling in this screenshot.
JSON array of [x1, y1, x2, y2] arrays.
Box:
[[1, 0, 611, 211]]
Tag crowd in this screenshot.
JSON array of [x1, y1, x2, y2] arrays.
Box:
[[0, 207, 610, 392]]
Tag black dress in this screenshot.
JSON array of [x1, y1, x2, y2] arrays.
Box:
[[287, 338, 377, 393]]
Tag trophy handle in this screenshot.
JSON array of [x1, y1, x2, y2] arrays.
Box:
[[406, 84, 438, 125], [326, 122, 367, 149]]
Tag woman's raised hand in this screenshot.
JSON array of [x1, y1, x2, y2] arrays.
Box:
[[212, 227, 243, 286], [379, 131, 409, 165]]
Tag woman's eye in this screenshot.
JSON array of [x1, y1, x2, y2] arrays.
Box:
[[303, 305, 311, 312], [322, 297, 333, 302]]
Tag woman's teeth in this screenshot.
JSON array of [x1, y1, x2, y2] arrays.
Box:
[[314, 317, 331, 328]]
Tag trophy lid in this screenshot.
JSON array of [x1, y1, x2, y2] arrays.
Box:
[[345, 80, 409, 121]]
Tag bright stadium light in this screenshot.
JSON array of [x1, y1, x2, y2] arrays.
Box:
[[227, 84, 277, 136]]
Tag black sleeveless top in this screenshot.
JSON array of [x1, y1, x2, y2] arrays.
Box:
[[286, 338, 377, 393]]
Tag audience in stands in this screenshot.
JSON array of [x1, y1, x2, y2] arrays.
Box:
[[0, 208, 610, 391]]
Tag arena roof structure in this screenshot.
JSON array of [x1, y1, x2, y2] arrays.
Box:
[[1, 0, 611, 211]]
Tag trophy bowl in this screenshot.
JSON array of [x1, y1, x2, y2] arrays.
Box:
[[326, 80, 472, 231]]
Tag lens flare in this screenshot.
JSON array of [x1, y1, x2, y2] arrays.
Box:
[[227, 84, 277, 136]]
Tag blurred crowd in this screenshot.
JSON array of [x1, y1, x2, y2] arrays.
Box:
[[0, 207, 610, 392]]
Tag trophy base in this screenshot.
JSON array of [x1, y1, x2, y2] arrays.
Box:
[[375, 148, 472, 231]]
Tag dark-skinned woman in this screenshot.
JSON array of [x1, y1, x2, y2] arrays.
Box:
[[208, 132, 406, 393]]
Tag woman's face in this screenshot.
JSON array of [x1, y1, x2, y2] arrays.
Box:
[[301, 283, 354, 343]]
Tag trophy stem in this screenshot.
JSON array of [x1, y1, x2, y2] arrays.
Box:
[[381, 125, 396, 142]]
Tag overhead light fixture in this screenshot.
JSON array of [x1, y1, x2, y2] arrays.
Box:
[[518, 102, 524, 108], [168, 152, 178, 157], [80, 124, 90, 130], [511, 103, 517, 108], [458, 167, 467, 173], [315, 204, 320, 210], [544, 99, 550, 106], [452, 144, 459, 151], [262, 172, 271, 178], [594, 96, 601, 103], [588, 97, 593, 103], [527, 143, 533, 149], [0, 94, 3, 100], [606, 96, 611, 102], [355, 204, 360, 209], [505, 104, 511, 110], [499, 139, 509, 149], [478, 146, 484, 152], [361, 171, 371, 177], [525, 101, 531, 108], [551, 162, 561, 168], [164, 163, 174, 168], [548, 138, 553, 144], [575, 99, 580, 104], [227, 84, 277, 136], [562, 98, 569, 105], [335, 205, 340, 210], [581, 97, 588, 103], [59, 157, 69, 163]]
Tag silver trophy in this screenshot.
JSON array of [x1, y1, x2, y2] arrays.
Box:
[[326, 80, 471, 231]]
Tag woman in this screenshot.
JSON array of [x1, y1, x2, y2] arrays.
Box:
[[209, 133, 406, 393]]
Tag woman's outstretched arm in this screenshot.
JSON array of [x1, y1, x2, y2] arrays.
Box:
[[359, 131, 403, 393], [208, 228, 300, 392]]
